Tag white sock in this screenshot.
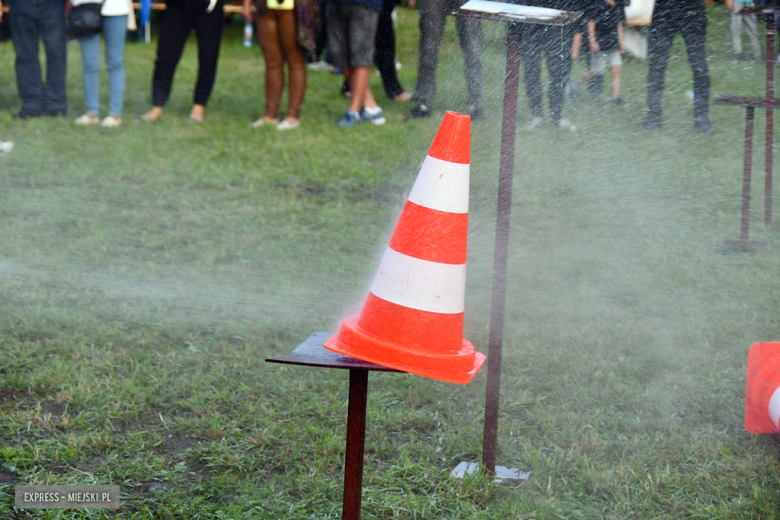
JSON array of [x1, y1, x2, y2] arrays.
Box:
[[363, 106, 382, 116]]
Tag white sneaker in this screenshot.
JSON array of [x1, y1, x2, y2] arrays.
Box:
[[276, 119, 300, 131], [555, 118, 576, 131], [307, 60, 331, 71], [101, 116, 122, 128], [0, 141, 13, 156], [525, 116, 544, 130], [252, 117, 279, 128], [75, 114, 99, 125]]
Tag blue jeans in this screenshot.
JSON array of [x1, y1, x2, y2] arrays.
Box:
[[10, 0, 68, 113], [79, 15, 127, 117]]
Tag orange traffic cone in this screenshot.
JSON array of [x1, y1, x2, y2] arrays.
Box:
[[745, 342, 780, 434], [325, 112, 486, 384]]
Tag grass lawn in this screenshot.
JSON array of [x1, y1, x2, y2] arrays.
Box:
[[1, 4, 780, 519]]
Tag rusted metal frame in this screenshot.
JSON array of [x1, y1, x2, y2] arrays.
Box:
[[741, 107, 756, 249], [765, 15, 774, 226], [343, 369, 368, 520], [481, 26, 521, 476]]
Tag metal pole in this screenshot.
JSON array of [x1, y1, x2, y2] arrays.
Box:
[[766, 15, 774, 226], [742, 107, 756, 249], [482, 25, 521, 476], [343, 369, 368, 520]]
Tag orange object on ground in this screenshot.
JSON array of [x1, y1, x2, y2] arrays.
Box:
[[325, 112, 486, 384], [745, 341, 780, 434]]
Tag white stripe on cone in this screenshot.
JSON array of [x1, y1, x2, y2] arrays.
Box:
[[770, 386, 780, 429], [408, 156, 470, 214], [369, 248, 466, 314]]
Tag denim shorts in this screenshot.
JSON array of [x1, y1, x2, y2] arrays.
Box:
[[327, 2, 379, 68]]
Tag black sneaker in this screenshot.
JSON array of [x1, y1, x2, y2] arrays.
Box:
[[611, 96, 625, 106], [640, 118, 661, 131], [46, 109, 67, 118], [407, 104, 431, 120], [470, 107, 485, 121], [13, 109, 43, 119]]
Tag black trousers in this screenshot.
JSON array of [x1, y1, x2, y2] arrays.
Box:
[[513, 23, 573, 122], [646, 0, 710, 123], [9, 0, 68, 113], [373, 0, 404, 99], [152, 0, 224, 107]]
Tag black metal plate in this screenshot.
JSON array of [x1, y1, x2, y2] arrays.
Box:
[[266, 331, 402, 372]]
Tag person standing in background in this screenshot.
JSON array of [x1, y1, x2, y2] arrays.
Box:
[[328, 0, 386, 127], [641, 0, 714, 133], [726, 0, 762, 61], [510, 0, 579, 130], [242, 0, 320, 131], [73, 0, 135, 127], [407, 0, 483, 119], [374, 0, 411, 102], [140, 0, 225, 123], [9, 0, 69, 119]]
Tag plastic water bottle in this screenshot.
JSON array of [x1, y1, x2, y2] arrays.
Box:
[[243, 22, 253, 48]]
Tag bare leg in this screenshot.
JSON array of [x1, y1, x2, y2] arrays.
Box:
[[190, 103, 205, 122], [141, 106, 163, 121], [610, 66, 621, 97], [345, 66, 378, 112]]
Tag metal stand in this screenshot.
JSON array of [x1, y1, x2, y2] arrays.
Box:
[[266, 332, 399, 520], [715, 7, 780, 250], [451, 0, 580, 479]]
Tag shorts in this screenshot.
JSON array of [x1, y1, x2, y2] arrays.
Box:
[[327, 2, 379, 68], [589, 50, 622, 75]]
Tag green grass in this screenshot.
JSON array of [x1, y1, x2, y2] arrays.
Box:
[[1, 5, 780, 519]]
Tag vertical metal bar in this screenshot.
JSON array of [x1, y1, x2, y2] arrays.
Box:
[[482, 25, 521, 476], [343, 369, 368, 520], [766, 16, 774, 226], [742, 106, 756, 249]]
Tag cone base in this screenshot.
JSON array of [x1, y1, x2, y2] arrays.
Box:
[[324, 317, 485, 385], [745, 342, 780, 434]]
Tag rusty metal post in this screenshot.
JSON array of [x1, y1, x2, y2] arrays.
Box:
[[482, 25, 521, 476], [766, 15, 774, 226], [741, 107, 756, 249], [343, 369, 368, 520]]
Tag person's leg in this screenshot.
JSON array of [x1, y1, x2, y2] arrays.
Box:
[[455, 13, 484, 116], [374, 0, 405, 99], [344, 4, 380, 112], [644, 10, 675, 127], [585, 51, 605, 95], [39, 0, 68, 115], [413, 0, 447, 109], [146, 1, 194, 118], [79, 33, 101, 116], [278, 9, 308, 122], [10, 4, 44, 114], [257, 10, 285, 121], [544, 26, 571, 122], [611, 65, 621, 97], [730, 2, 744, 57], [192, 0, 224, 117], [103, 15, 127, 118], [744, 10, 762, 60], [520, 26, 544, 120], [680, 5, 711, 128], [346, 66, 375, 112]]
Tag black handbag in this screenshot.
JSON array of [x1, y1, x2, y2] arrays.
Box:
[[67, 2, 104, 39]]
